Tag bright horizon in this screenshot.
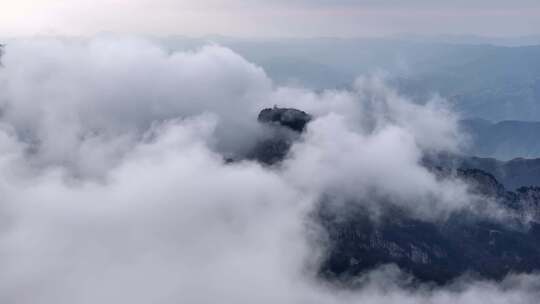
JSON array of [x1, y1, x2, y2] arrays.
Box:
[[1, 0, 540, 38]]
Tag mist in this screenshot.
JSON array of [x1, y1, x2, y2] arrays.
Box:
[[0, 37, 537, 303]]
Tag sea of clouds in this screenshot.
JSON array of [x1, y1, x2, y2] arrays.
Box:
[[0, 37, 537, 303]]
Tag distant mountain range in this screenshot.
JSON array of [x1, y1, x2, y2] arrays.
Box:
[[156, 36, 540, 122], [391, 33, 540, 47], [450, 156, 540, 191], [460, 119, 540, 160]]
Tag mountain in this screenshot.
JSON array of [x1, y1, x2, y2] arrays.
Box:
[[460, 119, 540, 160], [392, 34, 540, 47], [245, 107, 311, 165], [456, 156, 540, 190], [318, 169, 540, 285], [393, 44, 540, 121], [427, 153, 540, 190], [318, 178, 540, 285], [158, 36, 540, 122], [246, 107, 540, 285]]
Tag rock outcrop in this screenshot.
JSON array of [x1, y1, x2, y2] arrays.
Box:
[[247, 107, 312, 165], [257, 106, 312, 132]]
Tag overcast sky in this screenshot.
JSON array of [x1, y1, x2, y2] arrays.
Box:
[[1, 0, 540, 38]]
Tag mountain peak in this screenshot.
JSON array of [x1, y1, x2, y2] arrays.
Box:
[[258, 106, 312, 132]]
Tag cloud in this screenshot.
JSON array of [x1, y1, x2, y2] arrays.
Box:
[[0, 37, 536, 303], [0, 117, 315, 303], [0, 37, 271, 176]]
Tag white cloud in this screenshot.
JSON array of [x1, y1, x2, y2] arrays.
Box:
[[0, 37, 271, 176], [0, 37, 536, 303]]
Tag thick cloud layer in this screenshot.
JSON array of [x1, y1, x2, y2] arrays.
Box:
[[0, 38, 537, 303], [0, 38, 272, 176]]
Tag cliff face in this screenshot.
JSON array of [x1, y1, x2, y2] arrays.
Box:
[[317, 170, 540, 285], [249, 107, 540, 285]]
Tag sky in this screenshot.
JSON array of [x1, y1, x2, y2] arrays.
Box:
[[1, 0, 540, 38]]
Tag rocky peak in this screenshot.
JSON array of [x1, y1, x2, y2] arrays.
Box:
[[257, 106, 312, 132], [246, 107, 312, 165]]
